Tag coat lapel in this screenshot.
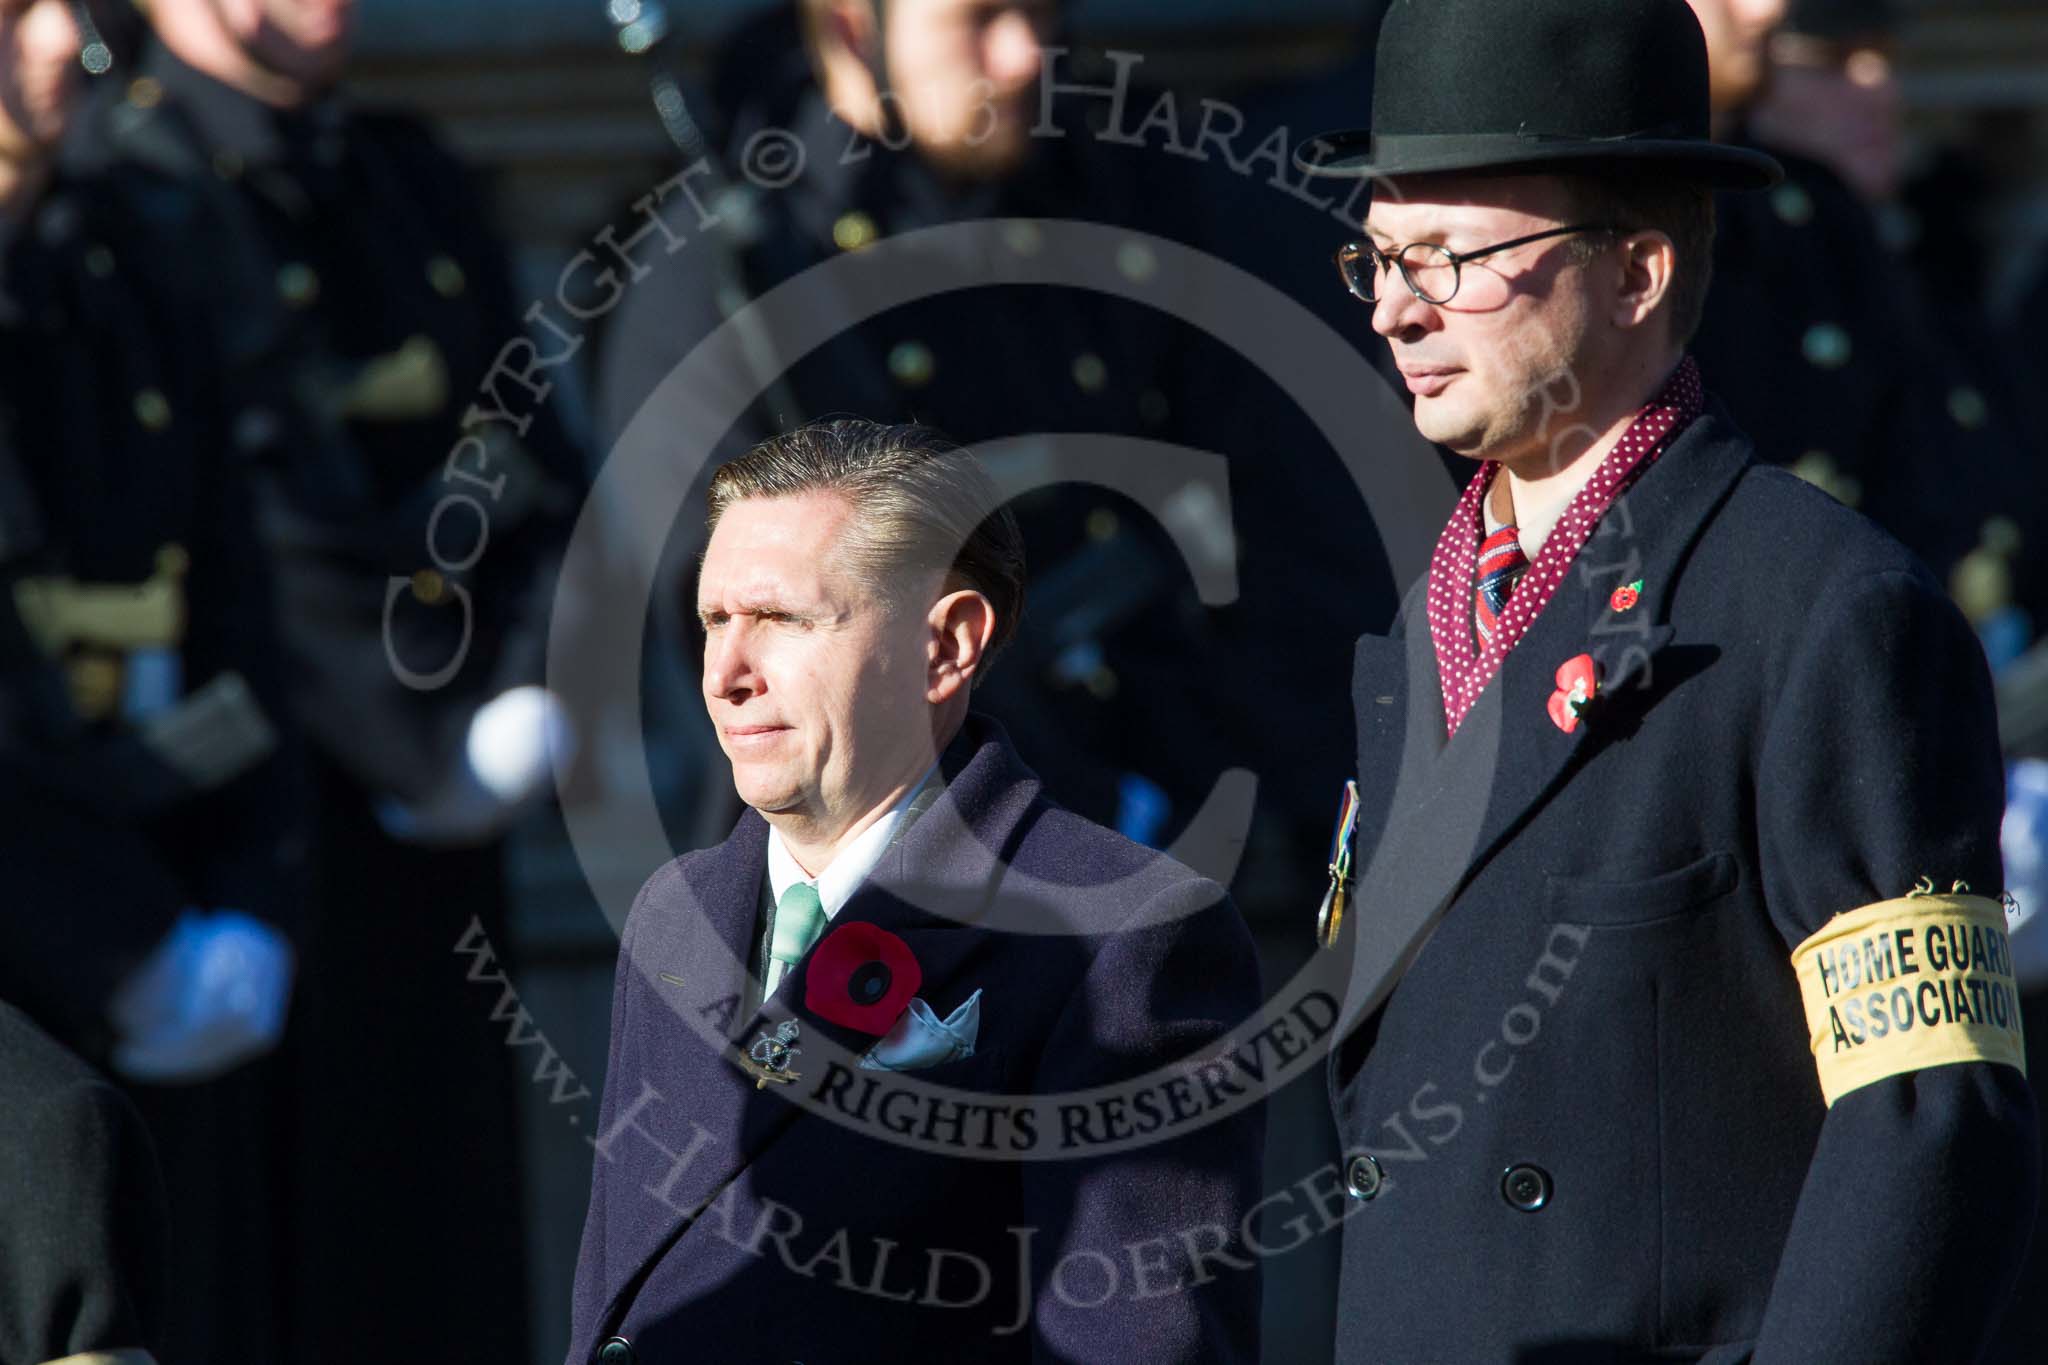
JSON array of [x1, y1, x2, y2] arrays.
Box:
[[1349, 575, 1443, 861], [599, 719, 1039, 1325], [754, 717, 1039, 1063], [1336, 411, 1754, 1036], [595, 813, 779, 1333]]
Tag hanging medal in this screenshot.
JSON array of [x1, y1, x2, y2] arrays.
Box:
[[1317, 781, 1361, 950]]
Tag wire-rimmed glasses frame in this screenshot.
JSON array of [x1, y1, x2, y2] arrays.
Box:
[[1335, 223, 1623, 306]]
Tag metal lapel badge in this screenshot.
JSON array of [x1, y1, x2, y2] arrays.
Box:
[[744, 1019, 802, 1089]]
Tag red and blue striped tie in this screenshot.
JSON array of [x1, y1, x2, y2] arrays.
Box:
[[1474, 525, 1528, 651]]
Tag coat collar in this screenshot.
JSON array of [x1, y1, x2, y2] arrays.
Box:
[[1340, 404, 1753, 1032], [595, 715, 1039, 1328], [139, 40, 347, 173], [749, 715, 1036, 1060]]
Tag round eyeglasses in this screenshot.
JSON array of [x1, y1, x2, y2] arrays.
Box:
[[1335, 223, 1621, 306]]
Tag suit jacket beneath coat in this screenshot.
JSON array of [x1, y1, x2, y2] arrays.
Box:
[[569, 716, 1264, 1363], [1331, 399, 2038, 1364]]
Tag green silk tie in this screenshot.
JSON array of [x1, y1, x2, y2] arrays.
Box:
[[770, 882, 827, 973]]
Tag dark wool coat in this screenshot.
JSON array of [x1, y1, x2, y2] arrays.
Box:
[[0, 999, 167, 1365], [1331, 401, 2037, 1363], [569, 717, 1265, 1363]]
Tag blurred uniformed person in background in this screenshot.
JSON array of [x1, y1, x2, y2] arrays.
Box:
[[2, 0, 301, 1355], [64, 0, 590, 1357], [1, 0, 300, 1358], [596, 0, 1254, 858], [1747, 0, 2048, 661], [1688, 0, 2036, 643]]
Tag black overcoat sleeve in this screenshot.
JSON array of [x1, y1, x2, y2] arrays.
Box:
[[1750, 567, 2037, 1361]]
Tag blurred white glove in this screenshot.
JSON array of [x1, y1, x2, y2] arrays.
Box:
[[109, 909, 295, 1085], [375, 686, 577, 846]]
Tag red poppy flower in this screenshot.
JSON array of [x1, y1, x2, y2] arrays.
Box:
[[1609, 581, 1641, 612], [1546, 654, 1598, 734], [805, 922, 922, 1035]]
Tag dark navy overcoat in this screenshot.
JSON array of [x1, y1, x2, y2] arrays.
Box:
[[1331, 401, 2038, 1363], [569, 718, 1265, 1363]]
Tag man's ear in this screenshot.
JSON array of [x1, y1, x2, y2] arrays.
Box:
[[810, 0, 885, 136], [819, 0, 881, 68], [1613, 229, 1677, 334], [926, 589, 997, 705]]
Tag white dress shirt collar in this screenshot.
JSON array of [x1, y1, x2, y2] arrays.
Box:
[[766, 764, 937, 922]]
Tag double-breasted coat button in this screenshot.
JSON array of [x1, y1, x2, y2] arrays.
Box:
[[277, 262, 321, 309], [1948, 385, 1989, 431], [596, 1337, 636, 1364], [1072, 351, 1108, 393], [1501, 1163, 1552, 1212], [1771, 182, 1815, 227], [1801, 322, 1852, 370], [1345, 1152, 1384, 1201], [833, 210, 879, 252], [1117, 240, 1158, 283], [133, 388, 173, 433], [887, 339, 935, 388], [427, 254, 467, 298]]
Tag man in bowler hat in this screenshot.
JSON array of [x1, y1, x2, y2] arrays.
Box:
[[568, 420, 1263, 1362], [1293, 1, 2035, 1360]]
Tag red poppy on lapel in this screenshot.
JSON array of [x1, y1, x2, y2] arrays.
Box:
[[1547, 654, 1599, 734], [805, 922, 923, 1034], [1610, 579, 1643, 612]]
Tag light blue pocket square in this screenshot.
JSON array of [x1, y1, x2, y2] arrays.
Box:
[[859, 989, 982, 1071]]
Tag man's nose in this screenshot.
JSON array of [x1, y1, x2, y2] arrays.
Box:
[[1371, 281, 1433, 339], [702, 623, 758, 701]]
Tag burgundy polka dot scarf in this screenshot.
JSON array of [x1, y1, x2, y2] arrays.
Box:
[[1425, 356, 1705, 738]]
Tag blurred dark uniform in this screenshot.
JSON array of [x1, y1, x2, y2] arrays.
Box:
[[600, 6, 1395, 898], [601, 7, 1208, 843], [0, 999, 170, 1363], [1694, 139, 2030, 605], [1695, 0, 2033, 631], [67, 38, 587, 1362], [0, 161, 300, 1360]]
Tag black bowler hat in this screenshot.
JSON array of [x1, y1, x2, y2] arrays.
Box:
[[1294, 0, 1782, 190]]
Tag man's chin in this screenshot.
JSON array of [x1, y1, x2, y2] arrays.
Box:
[[728, 765, 795, 813], [1412, 401, 1486, 457]]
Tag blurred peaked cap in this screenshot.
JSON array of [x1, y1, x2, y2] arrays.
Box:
[[1294, 0, 1782, 190]]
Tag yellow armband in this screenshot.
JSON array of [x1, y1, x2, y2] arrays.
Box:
[[1790, 894, 2026, 1106]]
